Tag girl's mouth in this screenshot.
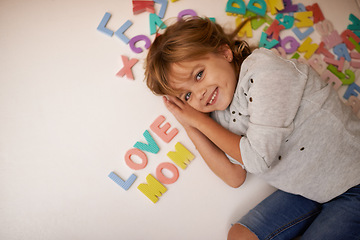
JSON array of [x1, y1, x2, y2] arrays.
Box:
[[207, 87, 218, 106]]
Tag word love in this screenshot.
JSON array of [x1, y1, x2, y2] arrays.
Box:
[[108, 115, 195, 203]]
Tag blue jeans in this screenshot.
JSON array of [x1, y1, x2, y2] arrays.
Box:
[[236, 184, 360, 240]]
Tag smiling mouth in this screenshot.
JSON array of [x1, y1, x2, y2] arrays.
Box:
[[207, 88, 218, 106]]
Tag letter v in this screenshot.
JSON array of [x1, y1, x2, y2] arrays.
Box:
[[134, 130, 160, 154]]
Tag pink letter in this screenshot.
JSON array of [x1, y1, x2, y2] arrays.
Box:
[[125, 148, 148, 170], [150, 115, 179, 143]]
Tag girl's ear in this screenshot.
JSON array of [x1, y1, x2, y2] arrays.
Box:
[[218, 44, 233, 62]]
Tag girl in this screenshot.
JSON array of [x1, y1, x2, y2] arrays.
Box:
[[145, 17, 360, 240]]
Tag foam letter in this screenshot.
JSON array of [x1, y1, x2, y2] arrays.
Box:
[[298, 37, 318, 59], [114, 20, 133, 44], [276, 14, 294, 29], [350, 51, 360, 68], [305, 3, 324, 23], [259, 32, 279, 49], [116, 55, 138, 80], [134, 130, 160, 154], [247, 0, 267, 16], [315, 20, 334, 37], [279, 0, 298, 13], [323, 57, 345, 71], [149, 13, 167, 35], [150, 115, 179, 143], [167, 142, 195, 170], [341, 69, 355, 85], [125, 148, 148, 170], [138, 174, 167, 203], [156, 162, 179, 184], [321, 70, 342, 90], [97, 12, 114, 36], [316, 42, 335, 58], [341, 29, 360, 51], [267, 0, 285, 15], [178, 9, 198, 20], [154, 0, 168, 19], [294, 11, 313, 28], [133, 0, 155, 15], [108, 172, 137, 190], [236, 16, 253, 37], [265, 19, 285, 40], [333, 43, 351, 62], [292, 26, 314, 40], [281, 36, 300, 54], [343, 82, 360, 99], [308, 54, 327, 75], [322, 30, 343, 49], [129, 35, 151, 54], [225, 0, 246, 15]]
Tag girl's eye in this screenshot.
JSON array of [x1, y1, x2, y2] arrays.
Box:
[[185, 92, 191, 101], [196, 70, 203, 81]]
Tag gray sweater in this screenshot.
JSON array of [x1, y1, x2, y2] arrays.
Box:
[[212, 48, 360, 203]]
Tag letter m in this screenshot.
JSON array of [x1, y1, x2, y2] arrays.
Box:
[[167, 142, 195, 170], [137, 174, 167, 203]]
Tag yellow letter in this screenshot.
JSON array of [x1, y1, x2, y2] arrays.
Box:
[[167, 142, 195, 170], [137, 174, 167, 203], [298, 37, 319, 59]]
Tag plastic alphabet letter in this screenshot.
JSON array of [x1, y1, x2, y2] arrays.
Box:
[[134, 130, 160, 154], [341, 29, 360, 51], [150, 115, 179, 143], [236, 16, 253, 37], [225, 0, 246, 15], [292, 26, 314, 40], [322, 30, 343, 49], [348, 14, 360, 32], [125, 148, 148, 170], [343, 83, 360, 100], [114, 20, 133, 44], [281, 36, 299, 54], [247, 0, 267, 16], [279, 0, 298, 13], [149, 13, 167, 35], [259, 32, 279, 49], [276, 14, 294, 29], [129, 35, 151, 54], [298, 37, 319, 59], [341, 69, 355, 85], [133, 0, 155, 15], [333, 43, 351, 62], [321, 70, 342, 90], [265, 19, 285, 40], [251, 14, 273, 30], [108, 172, 137, 190], [324, 57, 345, 71], [316, 42, 335, 58], [116, 55, 138, 80], [327, 64, 345, 79], [308, 54, 327, 75], [154, 0, 168, 19], [138, 174, 167, 203], [315, 20, 334, 37], [177, 9, 198, 20], [305, 3, 324, 23], [350, 51, 360, 68], [167, 142, 195, 170], [97, 12, 114, 37], [294, 11, 314, 28], [156, 162, 179, 184], [267, 0, 285, 15]]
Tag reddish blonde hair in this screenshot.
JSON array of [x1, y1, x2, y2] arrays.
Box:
[[145, 17, 252, 96]]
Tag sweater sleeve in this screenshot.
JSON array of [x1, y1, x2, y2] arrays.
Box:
[[239, 49, 308, 173]]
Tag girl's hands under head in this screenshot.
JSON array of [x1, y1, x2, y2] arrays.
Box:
[[163, 95, 209, 129]]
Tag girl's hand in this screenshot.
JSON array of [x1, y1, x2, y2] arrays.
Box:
[[163, 95, 207, 129]]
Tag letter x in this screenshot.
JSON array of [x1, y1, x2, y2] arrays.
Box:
[[116, 55, 139, 80]]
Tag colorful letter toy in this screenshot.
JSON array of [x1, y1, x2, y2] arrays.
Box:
[[138, 174, 167, 203], [167, 142, 195, 170], [134, 130, 160, 154], [154, 0, 168, 19], [259, 32, 279, 49], [149, 13, 167, 35], [267, 0, 285, 15], [129, 35, 151, 54], [150, 115, 179, 143], [247, 0, 267, 17], [116, 55, 139, 80], [225, 0, 246, 15], [279, 0, 298, 13], [305, 3, 324, 23], [133, 0, 155, 15], [294, 11, 314, 28], [124, 148, 148, 170], [177, 9, 198, 20], [298, 37, 318, 59], [343, 83, 360, 100], [156, 162, 179, 184], [97, 12, 114, 37], [114, 20, 133, 44], [108, 172, 137, 190]]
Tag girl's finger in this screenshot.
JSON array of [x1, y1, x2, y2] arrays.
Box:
[[167, 95, 184, 108]]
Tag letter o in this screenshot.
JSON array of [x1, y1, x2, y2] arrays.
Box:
[[156, 162, 179, 184], [124, 148, 148, 170]]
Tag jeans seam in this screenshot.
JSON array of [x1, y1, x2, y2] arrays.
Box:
[[264, 208, 321, 240]]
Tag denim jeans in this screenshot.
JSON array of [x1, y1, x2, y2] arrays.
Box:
[[236, 184, 360, 240]]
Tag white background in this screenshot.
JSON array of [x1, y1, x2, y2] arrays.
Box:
[[1, 0, 359, 239]]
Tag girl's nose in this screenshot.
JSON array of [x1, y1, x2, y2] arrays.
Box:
[[195, 88, 206, 101]]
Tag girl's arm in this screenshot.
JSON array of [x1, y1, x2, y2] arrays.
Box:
[[163, 96, 246, 187]]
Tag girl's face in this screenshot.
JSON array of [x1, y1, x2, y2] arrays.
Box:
[[169, 46, 237, 113]]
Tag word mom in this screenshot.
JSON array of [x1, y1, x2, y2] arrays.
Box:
[[109, 115, 195, 203]]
